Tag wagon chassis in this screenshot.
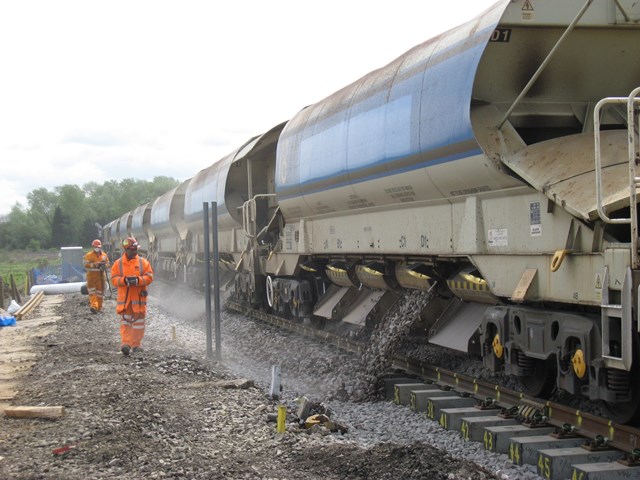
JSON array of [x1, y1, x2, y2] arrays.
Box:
[[227, 298, 640, 459]]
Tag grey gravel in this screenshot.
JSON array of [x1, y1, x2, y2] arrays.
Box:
[[0, 283, 546, 479], [149, 285, 543, 480]]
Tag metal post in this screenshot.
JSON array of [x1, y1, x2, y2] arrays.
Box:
[[269, 365, 281, 400], [10, 274, 21, 304], [0, 276, 5, 310], [203, 202, 213, 359], [614, 0, 631, 22], [211, 201, 222, 360], [247, 158, 253, 202]]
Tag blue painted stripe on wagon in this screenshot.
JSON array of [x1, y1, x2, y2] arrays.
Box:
[[276, 126, 477, 194], [275, 27, 493, 194], [275, 146, 483, 200]]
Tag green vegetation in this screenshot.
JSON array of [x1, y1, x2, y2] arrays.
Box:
[[0, 249, 62, 300], [0, 177, 179, 250]]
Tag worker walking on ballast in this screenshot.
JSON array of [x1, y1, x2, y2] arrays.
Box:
[[110, 237, 154, 355], [83, 239, 111, 314]]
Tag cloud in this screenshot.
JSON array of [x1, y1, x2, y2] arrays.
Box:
[[0, 178, 27, 214], [62, 129, 132, 147], [6, 143, 42, 151], [0, 0, 499, 216]]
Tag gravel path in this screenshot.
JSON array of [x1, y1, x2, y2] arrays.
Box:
[[0, 283, 544, 479], [149, 284, 543, 480]]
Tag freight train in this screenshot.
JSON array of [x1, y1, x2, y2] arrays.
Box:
[[103, 0, 640, 423]]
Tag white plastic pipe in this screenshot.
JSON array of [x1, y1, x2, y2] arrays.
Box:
[[30, 282, 87, 295]]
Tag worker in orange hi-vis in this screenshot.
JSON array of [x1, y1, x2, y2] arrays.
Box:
[[83, 239, 111, 314], [110, 237, 154, 356]]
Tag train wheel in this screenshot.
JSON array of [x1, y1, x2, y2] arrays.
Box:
[[604, 336, 640, 425], [265, 276, 274, 308], [519, 356, 557, 399]]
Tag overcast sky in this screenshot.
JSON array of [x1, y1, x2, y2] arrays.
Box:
[[0, 0, 498, 217]]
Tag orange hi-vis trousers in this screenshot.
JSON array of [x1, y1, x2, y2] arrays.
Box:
[[86, 271, 105, 311], [119, 306, 146, 349]]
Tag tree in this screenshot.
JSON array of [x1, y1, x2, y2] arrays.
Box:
[[27, 188, 58, 234], [56, 185, 88, 242], [3, 204, 50, 249], [51, 206, 72, 248], [1, 177, 180, 250]]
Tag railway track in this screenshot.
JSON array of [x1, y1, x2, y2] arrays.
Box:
[[226, 299, 640, 480]]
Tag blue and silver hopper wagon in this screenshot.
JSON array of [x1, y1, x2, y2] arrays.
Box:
[[180, 123, 285, 297], [146, 181, 189, 279], [143, 121, 286, 293], [256, 0, 640, 422], [128, 202, 151, 254], [103, 0, 640, 423]]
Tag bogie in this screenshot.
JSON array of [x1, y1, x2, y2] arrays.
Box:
[[103, 1, 640, 423]]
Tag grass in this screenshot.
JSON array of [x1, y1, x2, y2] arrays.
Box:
[[0, 249, 62, 301]]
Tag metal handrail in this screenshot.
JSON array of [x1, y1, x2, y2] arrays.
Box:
[[242, 194, 276, 239], [593, 87, 640, 267], [627, 86, 640, 268]]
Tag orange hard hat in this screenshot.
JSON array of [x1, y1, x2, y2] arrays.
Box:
[[92, 239, 102, 248], [122, 237, 139, 250]]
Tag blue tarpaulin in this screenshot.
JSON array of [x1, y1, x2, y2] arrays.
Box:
[[0, 315, 16, 327], [32, 265, 85, 285]]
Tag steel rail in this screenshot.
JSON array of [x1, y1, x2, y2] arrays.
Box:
[[227, 301, 366, 355], [227, 300, 640, 455], [392, 353, 640, 455]]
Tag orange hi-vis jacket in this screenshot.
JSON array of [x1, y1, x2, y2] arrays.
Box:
[[84, 249, 110, 310], [84, 250, 109, 276], [110, 254, 154, 316]]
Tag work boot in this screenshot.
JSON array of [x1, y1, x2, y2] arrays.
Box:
[[121, 345, 131, 356], [132, 347, 143, 354]]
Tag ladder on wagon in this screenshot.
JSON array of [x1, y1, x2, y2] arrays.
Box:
[[594, 86, 640, 371]]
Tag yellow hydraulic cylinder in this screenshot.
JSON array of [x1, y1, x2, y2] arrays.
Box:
[[277, 404, 286, 433]]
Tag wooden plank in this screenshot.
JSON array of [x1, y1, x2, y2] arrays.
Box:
[[0, 352, 39, 363], [13, 326, 57, 338], [4, 406, 65, 418], [41, 296, 64, 305], [0, 345, 42, 355], [19, 314, 61, 323], [0, 372, 27, 381], [2, 325, 57, 339], [10, 316, 61, 328], [0, 363, 34, 374], [0, 390, 18, 401], [1, 323, 57, 341], [0, 291, 61, 416], [0, 381, 20, 400], [15, 291, 45, 320]]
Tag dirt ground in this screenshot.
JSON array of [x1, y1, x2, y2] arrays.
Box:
[[0, 289, 497, 480]]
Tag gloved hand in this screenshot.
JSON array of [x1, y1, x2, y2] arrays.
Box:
[[125, 276, 139, 286]]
